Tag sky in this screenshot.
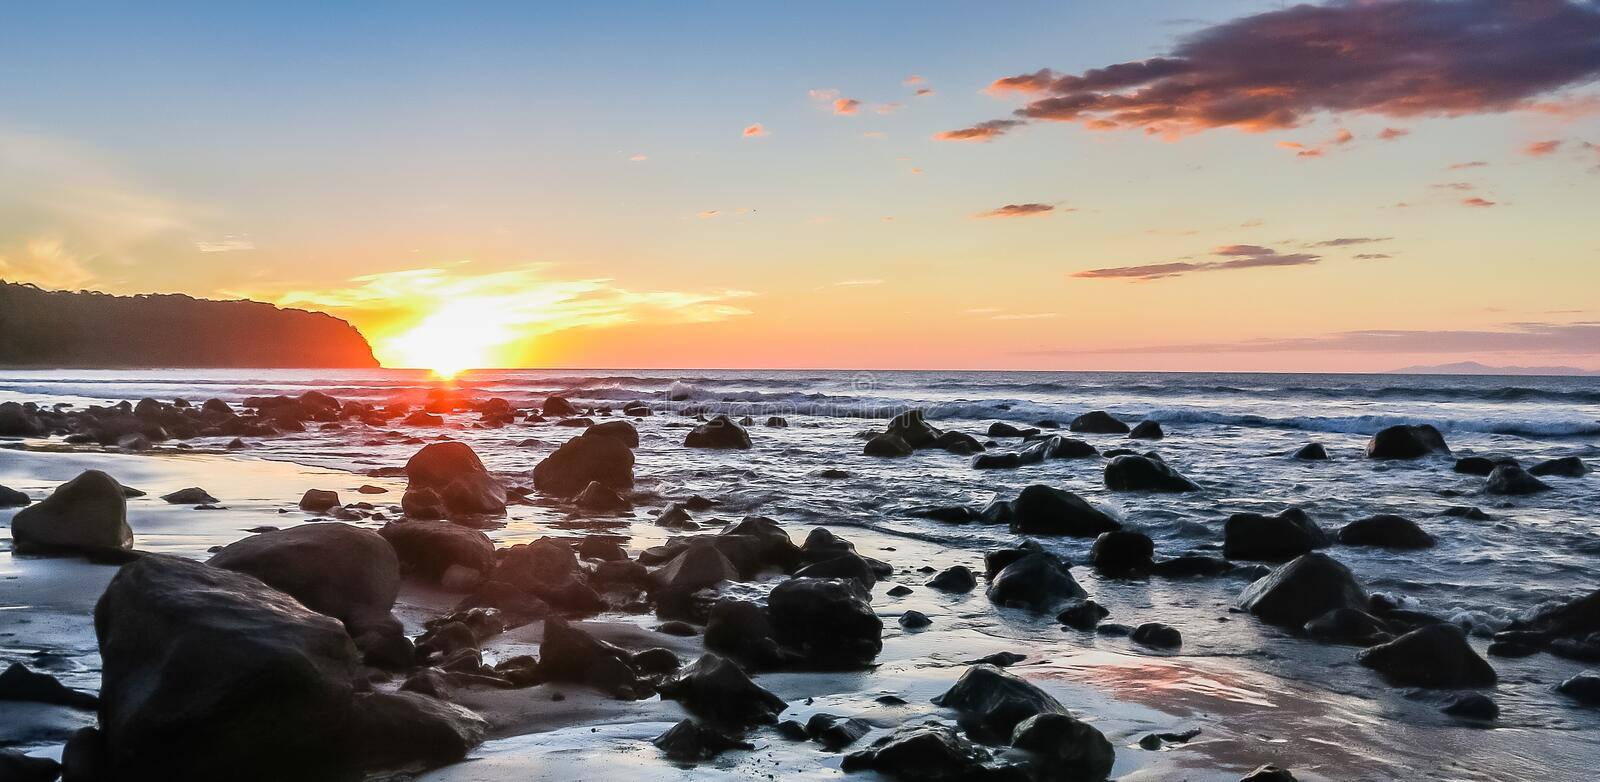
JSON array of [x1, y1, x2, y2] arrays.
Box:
[[2, 0, 1599, 372]]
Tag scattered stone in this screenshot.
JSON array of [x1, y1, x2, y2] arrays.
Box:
[[1303, 607, 1392, 646], [971, 452, 1020, 469], [1057, 599, 1109, 630], [299, 489, 340, 513], [542, 396, 579, 417], [864, 433, 914, 457], [965, 651, 1026, 667], [574, 480, 630, 511], [1069, 411, 1129, 434], [1556, 671, 1600, 705], [379, 520, 497, 583], [1104, 454, 1200, 492], [841, 724, 1002, 781], [0, 484, 30, 507], [885, 409, 943, 448], [1337, 514, 1434, 549], [927, 565, 977, 593], [405, 441, 506, 515], [1442, 505, 1492, 520], [931, 663, 1067, 742], [768, 577, 883, 669], [160, 487, 217, 504], [1236, 553, 1369, 627], [538, 617, 647, 698], [1357, 624, 1496, 688], [887, 584, 913, 596], [899, 610, 932, 629], [1454, 455, 1518, 476], [1443, 693, 1499, 720], [1128, 420, 1164, 440], [1293, 443, 1328, 460], [1223, 508, 1329, 562], [653, 719, 754, 762], [1010, 711, 1116, 781], [1130, 622, 1182, 649], [0, 750, 60, 782], [1530, 456, 1589, 477], [11, 469, 133, 555], [987, 552, 1086, 612], [988, 422, 1038, 438], [1089, 530, 1155, 574], [0, 662, 98, 709], [1009, 484, 1121, 537], [1137, 728, 1201, 750], [1485, 464, 1551, 495], [357, 484, 388, 494], [585, 419, 639, 447], [806, 713, 873, 751], [1366, 424, 1449, 459], [657, 621, 697, 637], [657, 653, 787, 727], [684, 415, 753, 449], [1240, 765, 1298, 782], [532, 429, 636, 496]]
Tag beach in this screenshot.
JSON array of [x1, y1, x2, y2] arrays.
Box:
[[3, 368, 1599, 781]]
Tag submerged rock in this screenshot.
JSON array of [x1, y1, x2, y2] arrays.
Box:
[[1366, 424, 1449, 459], [988, 422, 1038, 438], [1089, 530, 1155, 575], [684, 415, 753, 449], [1293, 443, 1328, 460], [1237, 553, 1368, 627], [1529, 456, 1589, 477], [1485, 464, 1551, 496], [1443, 693, 1500, 720], [1453, 455, 1518, 476], [1337, 514, 1434, 549], [931, 663, 1067, 742], [1303, 607, 1392, 646], [11, 469, 133, 556], [1357, 624, 1496, 688], [1069, 410, 1129, 434], [1128, 420, 1164, 440], [1557, 671, 1600, 706], [986, 552, 1086, 612], [885, 409, 943, 448], [864, 433, 915, 457], [0, 484, 29, 507], [1008, 484, 1121, 537], [1104, 454, 1200, 492], [1223, 508, 1329, 562]]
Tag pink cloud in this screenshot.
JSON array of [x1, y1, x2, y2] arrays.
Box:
[[742, 123, 768, 137]]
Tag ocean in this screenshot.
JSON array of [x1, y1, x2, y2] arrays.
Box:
[[3, 368, 1598, 780]]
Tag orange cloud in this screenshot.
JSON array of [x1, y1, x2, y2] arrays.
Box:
[[833, 98, 861, 115], [933, 119, 1024, 142], [1462, 197, 1497, 207], [742, 123, 768, 137], [1378, 127, 1411, 140], [975, 203, 1055, 218], [1523, 139, 1562, 156]]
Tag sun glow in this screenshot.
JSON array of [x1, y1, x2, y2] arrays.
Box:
[[383, 300, 509, 378]]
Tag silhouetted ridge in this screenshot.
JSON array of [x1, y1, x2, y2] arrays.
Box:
[[0, 281, 379, 368]]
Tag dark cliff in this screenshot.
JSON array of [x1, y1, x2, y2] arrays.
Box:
[[0, 282, 380, 368]]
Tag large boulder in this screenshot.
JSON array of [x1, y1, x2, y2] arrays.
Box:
[[863, 433, 914, 457], [378, 521, 496, 583], [1485, 464, 1551, 496], [1357, 624, 1497, 688], [1069, 411, 1129, 434], [932, 664, 1067, 743], [1222, 508, 1329, 562], [1103, 454, 1200, 492], [986, 552, 1086, 612], [1008, 484, 1121, 537], [767, 577, 882, 669], [684, 415, 752, 449], [885, 409, 942, 449], [1089, 530, 1155, 575], [585, 420, 639, 448], [842, 724, 1006, 781], [1127, 421, 1163, 440], [532, 430, 636, 496], [1366, 424, 1449, 459], [657, 653, 786, 727], [94, 555, 483, 780], [404, 441, 506, 515], [1010, 712, 1116, 781], [538, 617, 648, 699], [0, 484, 30, 507], [210, 523, 408, 666], [651, 543, 740, 593], [717, 516, 801, 573], [542, 395, 579, 417], [1336, 515, 1434, 549], [1236, 553, 1368, 627], [705, 599, 784, 669], [10, 469, 133, 555]]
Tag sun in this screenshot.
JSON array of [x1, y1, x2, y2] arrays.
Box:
[[382, 301, 507, 378]]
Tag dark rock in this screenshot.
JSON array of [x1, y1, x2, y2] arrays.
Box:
[[160, 487, 218, 504], [0, 401, 46, 436], [705, 599, 783, 668], [574, 480, 630, 511], [0, 484, 30, 507], [795, 553, 879, 589], [983, 540, 1045, 578], [94, 555, 483, 779], [887, 584, 913, 596], [0, 750, 60, 782], [885, 409, 942, 449], [1150, 555, 1234, 578], [1104, 454, 1200, 492], [1128, 420, 1163, 440], [585, 419, 638, 447], [927, 565, 977, 593], [988, 422, 1038, 438], [1089, 530, 1155, 575], [935, 431, 985, 455], [1130, 622, 1182, 649], [767, 577, 883, 669], [1337, 514, 1434, 549], [684, 415, 752, 449], [864, 433, 914, 457], [932, 663, 1067, 742], [1485, 464, 1551, 495], [1009, 484, 1121, 537], [405, 441, 506, 515], [1069, 410, 1129, 434], [657, 620, 697, 636], [1010, 711, 1115, 781], [1443, 693, 1499, 720], [299, 488, 340, 513], [1096, 623, 1133, 637], [1057, 599, 1109, 630], [400, 485, 447, 519], [800, 527, 856, 563], [1049, 437, 1100, 458], [454, 581, 550, 625], [965, 651, 1026, 667], [1454, 455, 1518, 476], [379, 520, 496, 582], [538, 617, 646, 698], [806, 713, 873, 751], [532, 430, 635, 496], [652, 544, 740, 593], [1237, 553, 1369, 627], [1442, 505, 1493, 520], [655, 502, 696, 529], [912, 505, 977, 523], [1357, 624, 1496, 687], [0, 662, 98, 709], [899, 610, 932, 628], [1366, 424, 1450, 459], [1293, 443, 1328, 460], [652, 719, 753, 762], [1557, 671, 1600, 705], [211, 523, 409, 667], [542, 396, 578, 417], [1240, 766, 1298, 782], [491, 541, 601, 612], [986, 552, 1086, 612], [1303, 608, 1392, 646], [1530, 456, 1589, 477], [403, 411, 444, 426], [1223, 508, 1329, 562], [841, 724, 1003, 781], [718, 516, 802, 573], [657, 653, 786, 727], [11, 469, 132, 555]]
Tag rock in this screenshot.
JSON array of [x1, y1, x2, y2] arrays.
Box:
[[0, 662, 98, 709], [932, 663, 1067, 742], [532, 430, 636, 496], [885, 409, 942, 448], [1454, 455, 1518, 475], [160, 487, 218, 504], [1442, 505, 1493, 520], [1104, 454, 1199, 492], [0, 750, 60, 782], [404, 441, 506, 515], [574, 480, 630, 511], [986, 552, 1086, 612], [718, 516, 802, 573], [841, 724, 1002, 781], [912, 505, 977, 523], [1557, 671, 1600, 705], [1337, 514, 1434, 549], [585, 419, 639, 447], [211, 523, 408, 666], [1057, 599, 1109, 630], [1150, 555, 1235, 578], [1443, 693, 1499, 720], [705, 599, 783, 668], [652, 719, 753, 762], [400, 485, 446, 519], [1089, 530, 1155, 574], [988, 422, 1038, 438], [935, 431, 985, 454], [1530, 456, 1589, 477], [1223, 508, 1330, 562], [767, 577, 883, 669], [1130, 622, 1182, 649], [1010, 712, 1115, 781], [864, 433, 914, 457], [1128, 420, 1163, 440], [1016, 436, 1062, 464], [965, 651, 1027, 667], [1303, 607, 1392, 646], [899, 610, 932, 628], [94, 554, 483, 779], [657, 653, 786, 727], [1366, 424, 1450, 459], [10, 469, 132, 555], [1237, 553, 1369, 627], [684, 414, 752, 449], [1069, 410, 1129, 434], [1240, 766, 1298, 782], [1485, 464, 1551, 495], [807, 713, 873, 751], [983, 540, 1045, 578], [0, 484, 29, 507], [542, 396, 579, 417], [1357, 624, 1496, 687], [0, 401, 45, 436], [439, 564, 484, 592], [1009, 484, 1121, 537], [1293, 443, 1328, 460], [299, 488, 340, 513], [927, 565, 977, 593], [454, 581, 551, 625], [971, 452, 1020, 469], [795, 553, 879, 589], [379, 518, 495, 580], [490, 540, 600, 611], [403, 411, 444, 426], [538, 617, 646, 698], [652, 544, 740, 593]]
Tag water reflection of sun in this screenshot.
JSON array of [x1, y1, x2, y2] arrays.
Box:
[[381, 301, 508, 379]]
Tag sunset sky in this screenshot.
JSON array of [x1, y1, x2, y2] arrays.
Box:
[[2, 0, 1598, 371]]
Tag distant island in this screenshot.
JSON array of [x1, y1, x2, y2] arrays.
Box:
[[0, 281, 379, 368], [1387, 360, 1598, 377]]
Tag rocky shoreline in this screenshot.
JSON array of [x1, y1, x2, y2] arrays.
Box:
[[2, 390, 1598, 781]]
